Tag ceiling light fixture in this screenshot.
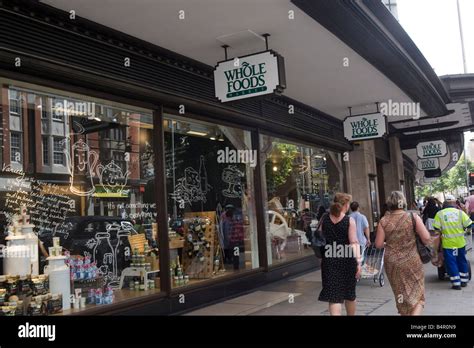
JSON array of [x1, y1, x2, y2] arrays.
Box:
[[187, 130, 208, 137]]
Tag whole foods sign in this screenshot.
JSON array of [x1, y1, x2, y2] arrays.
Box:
[[416, 140, 447, 158], [214, 51, 286, 103], [343, 113, 387, 141], [417, 158, 440, 171]]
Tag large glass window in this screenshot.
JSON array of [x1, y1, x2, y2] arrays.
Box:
[[260, 134, 343, 265], [164, 116, 259, 288], [0, 81, 159, 315]]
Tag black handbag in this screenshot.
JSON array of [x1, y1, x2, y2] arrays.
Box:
[[310, 213, 327, 259], [410, 212, 432, 264]]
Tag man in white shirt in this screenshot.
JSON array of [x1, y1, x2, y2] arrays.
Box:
[[349, 201, 370, 263]]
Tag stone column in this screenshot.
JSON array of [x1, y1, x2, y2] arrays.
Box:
[[382, 136, 404, 197], [347, 140, 377, 229]]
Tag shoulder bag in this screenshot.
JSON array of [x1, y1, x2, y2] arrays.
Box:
[[410, 212, 432, 264], [310, 213, 327, 259]]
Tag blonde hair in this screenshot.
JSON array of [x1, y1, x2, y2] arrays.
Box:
[[386, 191, 407, 211], [330, 192, 352, 217]]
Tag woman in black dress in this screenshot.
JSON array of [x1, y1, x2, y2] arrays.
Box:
[[318, 193, 361, 315], [422, 197, 439, 226]]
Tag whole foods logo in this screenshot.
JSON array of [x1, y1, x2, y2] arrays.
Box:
[[421, 143, 442, 157], [224, 61, 267, 98], [214, 51, 285, 103], [343, 113, 386, 141], [416, 140, 447, 159], [417, 158, 440, 171], [350, 117, 379, 138]]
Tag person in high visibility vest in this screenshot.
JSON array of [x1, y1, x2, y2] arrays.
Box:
[[433, 195, 471, 290]]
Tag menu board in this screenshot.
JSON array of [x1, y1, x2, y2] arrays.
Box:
[[1, 165, 76, 237]]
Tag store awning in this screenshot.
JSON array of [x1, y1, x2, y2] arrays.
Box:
[[39, 0, 448, 121]]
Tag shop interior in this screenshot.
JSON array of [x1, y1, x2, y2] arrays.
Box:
[[0, 81, 342, 316]]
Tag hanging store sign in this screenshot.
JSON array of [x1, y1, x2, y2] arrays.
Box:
[[214, 50, 286, 103], [417, 158, 440, 171], [343, 112, 387, 141], [416, 140, 447, 158], [424, 168, 442, 178]]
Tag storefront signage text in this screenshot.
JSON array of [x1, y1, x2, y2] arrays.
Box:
[[214, 51, 285, 102], [343, 113, 387, 141], [416, 140, 447, 158], [416, 158, 440, 171]]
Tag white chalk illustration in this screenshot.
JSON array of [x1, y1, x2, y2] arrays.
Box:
[[97, 161, 130, 195], [63, 138, 99, 196], [171, 155, 211, 206], [221, 165, 244, 198], [84, 222, 131, 283]]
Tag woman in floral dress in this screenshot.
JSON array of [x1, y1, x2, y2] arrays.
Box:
[[375, 191, 431, 315]]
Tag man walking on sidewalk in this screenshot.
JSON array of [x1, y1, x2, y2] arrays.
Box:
[[349, 201, 370, 264], [433, 195, 471, 290]]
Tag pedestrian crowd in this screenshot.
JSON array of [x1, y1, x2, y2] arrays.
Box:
[[312, 190, 471, 316]]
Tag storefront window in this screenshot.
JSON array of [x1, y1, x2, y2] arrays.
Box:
[[0, 81, 160, 315], [260, 134, 343, 265], [164, 115, 259, 288]]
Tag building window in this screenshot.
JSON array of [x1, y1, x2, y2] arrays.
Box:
[[42, 136, 50, 165], [52, 98, 64, 122], [53, 137, 65, 165], [41, 97, 49, 119], [112, 151, 126, 173], [9, 90, 21, 116], [111, 127, 125, 141], [260, 135, 342, 265], [164, 116, 259, 288], [10, 132, 22, 163], [2, 83, 158, 313]]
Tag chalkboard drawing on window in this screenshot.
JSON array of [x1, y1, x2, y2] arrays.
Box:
[[221, 165, 244, 198], [63, 138, 99, 196], [97, 161, 130, 195], [90, 232, 114, 278], [171, 155, 211, 206], [79, 222, 133, 286]]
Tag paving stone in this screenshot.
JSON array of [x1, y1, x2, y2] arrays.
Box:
[[186, 253, 474, 315]]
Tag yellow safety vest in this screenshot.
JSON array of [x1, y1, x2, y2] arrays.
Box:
[[433, 207, 470, 249]]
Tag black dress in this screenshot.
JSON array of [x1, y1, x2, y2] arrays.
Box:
[[318, 214, 357, 303]]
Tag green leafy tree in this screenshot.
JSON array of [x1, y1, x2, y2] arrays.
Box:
[[415, 185, 431, 199], [446, 155, 474, 191]]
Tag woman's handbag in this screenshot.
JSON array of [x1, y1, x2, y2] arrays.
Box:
[[310, 214, 327, 259], [410, 213, 432, 264]]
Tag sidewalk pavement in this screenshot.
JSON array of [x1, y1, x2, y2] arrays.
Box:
[[186, 251, 473, 316]]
